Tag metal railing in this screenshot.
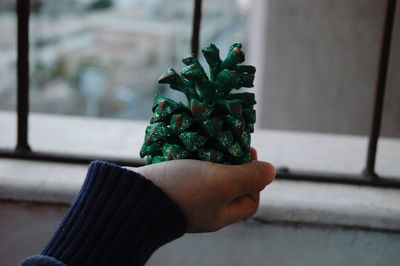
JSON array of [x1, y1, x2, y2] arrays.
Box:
[[0, 0, 399, 188]]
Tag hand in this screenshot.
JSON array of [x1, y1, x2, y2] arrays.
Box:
[[131, 148, 275, 233]]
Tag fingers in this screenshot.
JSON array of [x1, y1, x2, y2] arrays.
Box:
[[222, 192, 260, 226], [249, 147, 258, 160], [227, 160, 275, 198]]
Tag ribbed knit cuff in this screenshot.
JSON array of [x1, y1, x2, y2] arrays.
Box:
[[41, 161, 187, 266]]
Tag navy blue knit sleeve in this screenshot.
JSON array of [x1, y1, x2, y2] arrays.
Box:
[[22, 161, 187, 266]]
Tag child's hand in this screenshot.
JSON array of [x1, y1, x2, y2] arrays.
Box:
[[131, 148, 275, 233]]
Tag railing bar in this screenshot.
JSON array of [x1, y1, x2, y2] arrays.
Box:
[[191, 0, 202, 57], [16, 0, 31, 152], [1, 148, 400, 188], [277, 171, 400, 189], [364, 0, 396, 178]]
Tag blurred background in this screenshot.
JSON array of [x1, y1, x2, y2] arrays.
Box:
[[0, 0, 249, 120]]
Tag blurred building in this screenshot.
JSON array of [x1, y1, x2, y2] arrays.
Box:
[[0, 0, 243, 119]]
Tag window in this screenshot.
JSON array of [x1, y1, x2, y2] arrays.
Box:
[[0, 0, 399, 188], [1, 0, 250, 120]]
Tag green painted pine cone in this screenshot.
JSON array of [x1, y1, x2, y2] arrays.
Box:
[[141, 43, 256, 164]]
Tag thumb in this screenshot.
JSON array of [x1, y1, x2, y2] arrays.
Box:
[[228, 160, 275, 198]]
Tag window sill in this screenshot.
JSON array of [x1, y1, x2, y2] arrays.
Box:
[[1, 159, 399, 232], [1, 111, 400, 232], [1, 111, 399, 177]]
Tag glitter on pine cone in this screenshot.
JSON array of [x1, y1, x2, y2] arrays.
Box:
[[140, 43, 256, 165]]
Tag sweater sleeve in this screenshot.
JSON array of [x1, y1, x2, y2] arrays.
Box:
[[22, 161, 188, 266]]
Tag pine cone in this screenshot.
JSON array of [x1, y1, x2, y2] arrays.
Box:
[[140, 43, 256, 165]]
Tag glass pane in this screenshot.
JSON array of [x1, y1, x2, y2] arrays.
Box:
[[0, 1, 16, 149], [28, 0, 251, 121], [25, 0, 253, 158], [0, 2, 16, 113]]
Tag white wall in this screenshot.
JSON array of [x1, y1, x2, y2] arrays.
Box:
[[1, 201, 399, 266], [149, 222, 400, 266], [249, 0, 400, 137], [0, 201, 68, 266]]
